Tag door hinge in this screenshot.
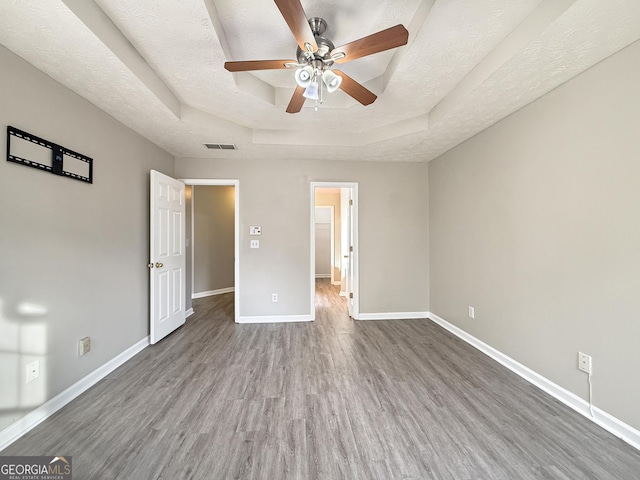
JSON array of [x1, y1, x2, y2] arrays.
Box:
[[349, 246, 353, 252], [349, 199, 353, 206], [349, 293, 353, 299]]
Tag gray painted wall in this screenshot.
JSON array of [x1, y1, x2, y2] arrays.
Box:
[[175, 158, 429, 317], [0, 45, 174, 431], [193, 186, 235, 294], [429, 40, 640, 431]]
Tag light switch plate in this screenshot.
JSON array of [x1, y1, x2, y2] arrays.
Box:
[[250, 226, 262, 235]]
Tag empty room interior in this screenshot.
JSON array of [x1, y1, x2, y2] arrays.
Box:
[[1, 1, 640, 478]]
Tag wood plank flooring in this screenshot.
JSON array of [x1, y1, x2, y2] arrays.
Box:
[[3, 279, 640, 479]]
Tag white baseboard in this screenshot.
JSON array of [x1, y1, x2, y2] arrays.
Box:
[[315, 274, 331, 279], [428, 312, 640, 451], [238, 314, 313, 324], [0, 337, 150, 452], [185, 308, 195, 318], [357, 311, 429, 321], [339, 292, 347, 297], [192, 287, 234, 299], [331, 280, 342, 286]]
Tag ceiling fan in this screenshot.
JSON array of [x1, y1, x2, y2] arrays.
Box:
[[224, 0, 409, 113]]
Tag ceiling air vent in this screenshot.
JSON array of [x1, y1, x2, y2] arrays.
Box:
[[204, 143, 237, 150]]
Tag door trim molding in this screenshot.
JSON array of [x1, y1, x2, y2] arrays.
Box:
[[311, 182, 359, 320], [180, 179, 240, 324]]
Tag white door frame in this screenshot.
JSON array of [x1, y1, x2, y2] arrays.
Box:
[[311, 182, 359, 320], [180, 178, 240, 323]]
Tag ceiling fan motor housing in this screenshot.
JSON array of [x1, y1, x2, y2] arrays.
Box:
[[296, 17, 335, 66]]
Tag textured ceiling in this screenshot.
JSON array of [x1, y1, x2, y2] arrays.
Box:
[[0, 0, 639, 163]]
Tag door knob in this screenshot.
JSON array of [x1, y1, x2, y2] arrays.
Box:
[[155, 262, 164, 268]]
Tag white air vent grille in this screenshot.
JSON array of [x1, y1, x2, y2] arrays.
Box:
[[204, 143, 237, 150]]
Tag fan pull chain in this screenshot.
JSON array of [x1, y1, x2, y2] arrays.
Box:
[[316, 69, 323, 111]]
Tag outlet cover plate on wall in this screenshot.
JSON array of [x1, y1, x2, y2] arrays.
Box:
[[78, 337, 91, 356], [26, 360, 39, 383], [578, 351, 592, 374]]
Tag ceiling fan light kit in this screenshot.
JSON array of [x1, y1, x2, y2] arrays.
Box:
[[223, 0, 409, 114], [302, 80, 319, 100], [322, 70, 342, 93], [294, 65, 314, 88]]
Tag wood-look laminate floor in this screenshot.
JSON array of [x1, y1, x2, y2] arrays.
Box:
[[3, 279, 640, 479]]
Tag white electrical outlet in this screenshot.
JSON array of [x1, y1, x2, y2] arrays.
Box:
[[250, 240, 260, 249], [78, 337, 91, 356], [26, 360, 39, 383], [468, 306, 475, 319], [272, 293, 278, 302], [578, 352, 592, 374]]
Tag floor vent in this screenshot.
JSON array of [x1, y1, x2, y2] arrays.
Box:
[[204, 143, 237, 150]]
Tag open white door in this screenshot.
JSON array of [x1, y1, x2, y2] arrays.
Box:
[[150, 170, 186, 344], [346, 190, 355, 318], [340, 188, 349, 297]]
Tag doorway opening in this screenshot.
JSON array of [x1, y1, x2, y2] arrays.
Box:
[[181, 179, 240, 323], [311, 182, 359, 320]]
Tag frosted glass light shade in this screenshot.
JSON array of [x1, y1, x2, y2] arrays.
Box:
[[303, 81, 319, 99], [322, 70, 342, 92], [294, 66, 314, 88]]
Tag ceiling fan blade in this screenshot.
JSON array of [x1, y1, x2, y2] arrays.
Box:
[[286, 86, 306, 114], [224, 60, 297, 72], [333, 70, 377, 106], [331, 24, 409, 63], [274, 0, 318, 52]]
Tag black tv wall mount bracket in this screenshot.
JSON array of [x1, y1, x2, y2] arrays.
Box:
[[7, 125, 93, 184]]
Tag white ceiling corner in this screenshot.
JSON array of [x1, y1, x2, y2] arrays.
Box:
[[0, 0, 639, 162]]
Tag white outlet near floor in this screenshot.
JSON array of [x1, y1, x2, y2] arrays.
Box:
[[578, 352, 592, 374], [272, 293, 278, 302], [78, 336, 91, 356], [26, 360, 39, 383], [468, 306, 475, 319]]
